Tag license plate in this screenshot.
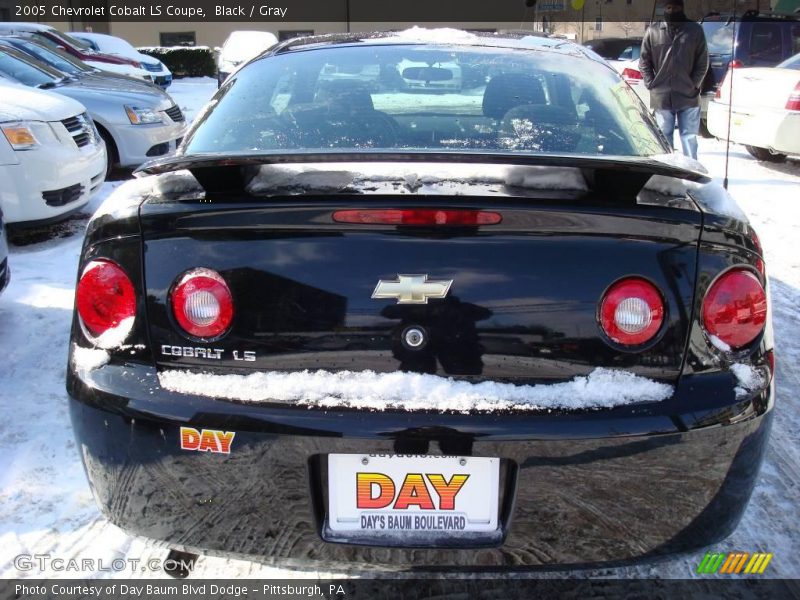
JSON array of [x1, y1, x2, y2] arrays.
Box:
[[327, 454, 500, 533]]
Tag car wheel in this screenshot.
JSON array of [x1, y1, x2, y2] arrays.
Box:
[[98, 129, 118, 178], [745, 145, 787, 163]]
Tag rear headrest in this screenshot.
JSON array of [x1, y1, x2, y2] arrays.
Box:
[[316, 80, 374, 112], [499, 104, 581, 152], [482, 74, 546, 120]]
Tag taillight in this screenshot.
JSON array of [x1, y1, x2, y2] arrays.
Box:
[[716, 70, 731, 100], [702, 269, 767, 350], [332, 209, 502, 226], [76, 259, 136, 339], [621, 67, 643, 81], [599, 278, 665, 346], [729, 59, 743, 69], [170, 268, 234, 339], [786, 82, 800, 111]]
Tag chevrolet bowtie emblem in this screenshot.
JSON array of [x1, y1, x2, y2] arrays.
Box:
[[372, 274, 453, 304]]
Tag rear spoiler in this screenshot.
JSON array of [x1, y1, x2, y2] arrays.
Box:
[[135, 151, 711, 200]]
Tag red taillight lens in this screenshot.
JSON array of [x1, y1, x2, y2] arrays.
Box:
[[786, 82, 800, 111], [729, 59, 743, 69], [76, 259, 136, 339], [599, 278, 665, 346], [332, 209, 502, 226], [621, 67, 643, 81], [171, 268, 234, 339], [702, 269, 767, 350]]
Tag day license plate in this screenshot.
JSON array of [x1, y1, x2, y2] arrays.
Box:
[[328, 454, 500, 533]]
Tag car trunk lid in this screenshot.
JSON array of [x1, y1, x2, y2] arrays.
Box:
[[138, 158, 704, 387]]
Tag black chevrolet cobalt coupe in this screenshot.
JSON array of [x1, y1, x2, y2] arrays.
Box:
[[67, 31, 773, 569]]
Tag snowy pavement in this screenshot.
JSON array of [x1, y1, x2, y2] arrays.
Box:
[[0, 77, 798, 579]]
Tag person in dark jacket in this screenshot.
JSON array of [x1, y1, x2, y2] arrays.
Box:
[[639, 0, 709, 159]]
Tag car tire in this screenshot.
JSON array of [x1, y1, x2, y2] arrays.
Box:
[[745, 145, 787, 163], [98, 129, 118, 179]]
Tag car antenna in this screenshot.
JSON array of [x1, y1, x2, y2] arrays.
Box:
[[722, 1, 738, 190]]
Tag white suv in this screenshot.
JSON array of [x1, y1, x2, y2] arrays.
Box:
[[0, 81, 106, 226]]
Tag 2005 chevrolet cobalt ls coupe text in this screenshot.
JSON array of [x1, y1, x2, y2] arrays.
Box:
[[67, 30, 774, 570]]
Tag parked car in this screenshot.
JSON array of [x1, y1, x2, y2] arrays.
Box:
[[0, 45, 186, 175], [606, 43, 651, 107], [68, 31, 172, 89], [707, 51, 800, 161], [0, 23, 152, 83], [0, 80, 106, 226], [217, 30, 278, 86], [67, 31, 773, 571], [0, 205, 8, 294], [700, 13, 800, 124], [0, 36, 160, 92], [584, 36, 643, 60]]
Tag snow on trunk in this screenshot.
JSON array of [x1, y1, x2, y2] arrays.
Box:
[[158, 367, 673, 412]]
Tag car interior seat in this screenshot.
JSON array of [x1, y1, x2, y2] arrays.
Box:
[[286, 80, 399, 148], [499, 103, 582, 152]]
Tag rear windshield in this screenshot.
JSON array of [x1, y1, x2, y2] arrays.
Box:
[[702, 22, 736, 54], [185, 44, 666, 158]]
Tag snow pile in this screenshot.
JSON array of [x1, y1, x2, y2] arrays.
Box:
[[504, 165, 586, 190], [137, 45, 213, 52], [651, 152, 709, 175], [158, 367, 672, 412], [71, 345, 110, 372], [71, 317, 136, 373], [644, 174, 748, 221], [731, 363, 766, 399], [392, 27, 479, 45], [90, 171, 201, 222], [246, 163, 588, 195], [91, 316, 135, 350], [708, 335, 732, 352], [88, 177, 152, 222]]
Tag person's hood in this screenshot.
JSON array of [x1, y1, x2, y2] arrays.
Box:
[[0, 82, 86, 122]]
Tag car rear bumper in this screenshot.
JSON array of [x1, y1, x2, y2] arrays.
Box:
[[708, 100, 800, 155], [0, 142, 106, 225], [67, 359, 774, 569]]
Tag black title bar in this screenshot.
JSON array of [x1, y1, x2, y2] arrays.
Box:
[[8, 0, 783, 23]]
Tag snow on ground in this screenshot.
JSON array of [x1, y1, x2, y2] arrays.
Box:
[[164, 77, 218, 125], [0, 77, 798, 579]]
